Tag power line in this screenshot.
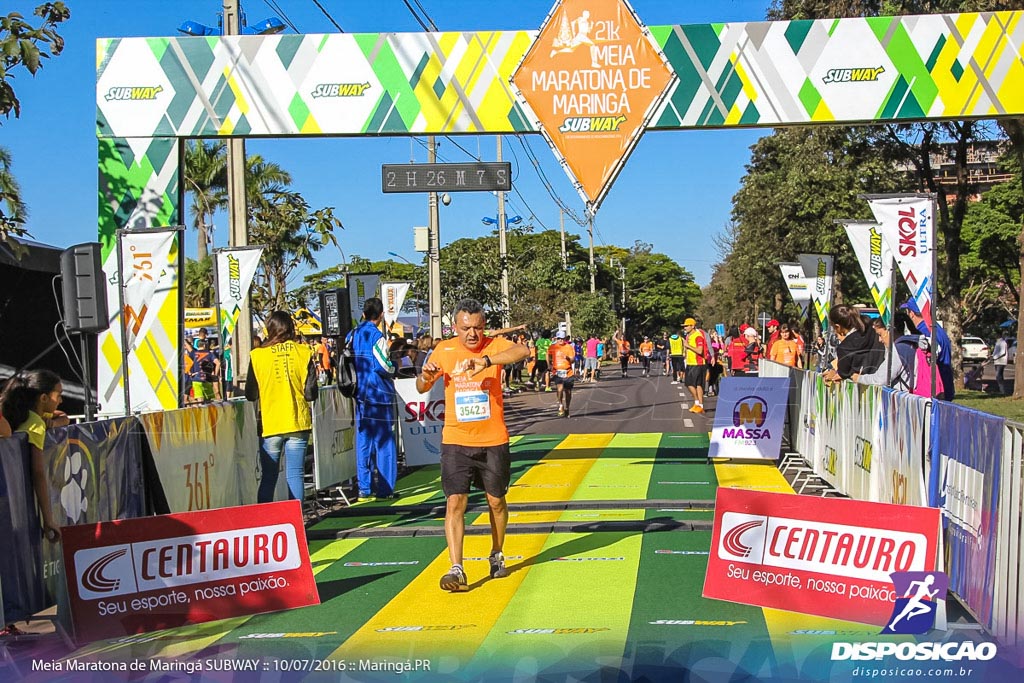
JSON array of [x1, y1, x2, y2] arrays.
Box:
[[399, 0, 433, 31], [515, 136, 587, 226], [309, 0, 344, 32], [263, 0, 300, 32]]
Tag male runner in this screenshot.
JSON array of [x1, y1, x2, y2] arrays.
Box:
[[682, 318, 709, 414], [548, 331, 576, 417], [654, 332, 669, 376], [417, 299, 531, 591], [668, 329, 685, 384], [533, 330, 553, 392]]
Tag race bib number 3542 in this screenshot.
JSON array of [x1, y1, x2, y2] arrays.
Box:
[[455, 390, 491, 422]]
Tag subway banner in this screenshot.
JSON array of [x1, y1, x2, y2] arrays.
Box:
[[99, 228, 181, 415], [138, 402, 262, 513], [797, 254, 833, 333], [929, 401, 1003, 630], [215, 246, 263, 345], [709, 377, 789, 460], [841, 220, 894, 326], [61, 501, 318, 642], [396, 378, 444, 466], [866, 194, 935, 333], [347, 274, 380, 331], [704, 488, 940, 626], [311, 386, 357, 490]]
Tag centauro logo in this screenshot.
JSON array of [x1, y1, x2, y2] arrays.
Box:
[[558, 115, 627, 133], [105, 86, 164, 101], [311, 82, 371, 98], [822, 66, 885, 84]]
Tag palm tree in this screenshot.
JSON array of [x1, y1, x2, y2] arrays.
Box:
[[183, 140, 227, 261], [244, 154, 292, 208]]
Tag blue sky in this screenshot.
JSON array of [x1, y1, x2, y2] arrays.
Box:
[[3, 0, 772, 286]]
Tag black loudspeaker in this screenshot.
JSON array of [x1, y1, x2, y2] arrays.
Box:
[[60, 242, 110, 333], [318, 287, 351, 338]]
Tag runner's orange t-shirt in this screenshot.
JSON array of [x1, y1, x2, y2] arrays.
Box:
[[770, 338, 800, 367], [639, 341, 653, 357], [548, 340, 575, 376], [426, 335, 515, 447]]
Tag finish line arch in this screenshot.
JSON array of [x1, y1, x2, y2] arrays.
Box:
[[95, 4, 1024, 413]]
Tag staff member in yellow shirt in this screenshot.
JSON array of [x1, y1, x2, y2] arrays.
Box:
[[246, 311, 314, 502]]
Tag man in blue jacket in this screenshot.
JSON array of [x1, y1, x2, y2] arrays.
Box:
[[350, 297, 397, 499], [900, 299, 954, 401]]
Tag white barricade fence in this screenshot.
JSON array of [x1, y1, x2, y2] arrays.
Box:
[[996, 421, 1024, 664], [843, 381, 882, 501], [876, 388, 930, 506], [814, 373, 845, 493], [395, 378, 444, 466], [139, 401, 260, 512], [311, 385, 357, 489]]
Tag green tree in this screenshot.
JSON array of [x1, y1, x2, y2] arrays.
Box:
[[183, 140, 226, 261], [569, 291, 617, 338], [0, 2, 69, 250]]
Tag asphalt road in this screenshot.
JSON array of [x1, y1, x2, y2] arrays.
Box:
[[505, 363, 718, 435]]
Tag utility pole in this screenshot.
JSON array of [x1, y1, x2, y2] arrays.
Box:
[[610, 257, 626, 335], [428, 136, 442, 338], [223, 0, 251, 391], [496, 136, 511, 327], [559, 208, 567, 269], [587, 212, 595, 293]]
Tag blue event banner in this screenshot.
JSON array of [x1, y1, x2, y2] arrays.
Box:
[[928, 401, 1002, 629], [709, 376, 791, 459]]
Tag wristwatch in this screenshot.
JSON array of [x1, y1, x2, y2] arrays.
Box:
[[483, 355, 492, 368]]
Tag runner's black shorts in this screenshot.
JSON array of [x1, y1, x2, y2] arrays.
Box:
[[671, 356, 686, 373], [533, 360, 549, 374], [552, 371, 575, 387], [441, 443, 511, 497], [684, 365, 706, 387]]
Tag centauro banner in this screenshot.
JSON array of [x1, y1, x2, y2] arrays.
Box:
[[61, 501, 318, 642], [215, 246, 263, 344], [866, 195, 935, 333], [778, 263, 811, 323], [797, 254, 834, 333], [512, 0, 673, 209], [704, 488, 940, 626], [840, 220, 894, 327], [109, 228, 181, 415]]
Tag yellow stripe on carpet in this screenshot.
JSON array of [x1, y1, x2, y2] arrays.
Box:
[[326, 533, 550, 663], [712, 460, 795, 494]]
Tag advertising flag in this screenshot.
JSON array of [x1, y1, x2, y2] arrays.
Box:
[[114, 228, 181, 413], [778, 262, 811, 322], [215, 246, 263, 344], [347, 274, 380, 330], [704, 488, 940, 626], [797, 254, 834, 332], [381, 282, 412, 329], [866, 195, 935, 332], [840, 220, 893, 326]]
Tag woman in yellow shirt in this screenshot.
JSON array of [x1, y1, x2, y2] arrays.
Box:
[[246, 311, 314, 502], [0, 370, 65, 541]]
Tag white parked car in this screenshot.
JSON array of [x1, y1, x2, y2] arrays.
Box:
[[960, 336, 989, 361]]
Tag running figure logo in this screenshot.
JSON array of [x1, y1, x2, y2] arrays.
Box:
[[550, 10, 600, 68], [881, 571, 948, 634]]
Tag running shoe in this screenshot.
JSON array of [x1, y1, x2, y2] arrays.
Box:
[[440, 565, 468, 592], [489, 551, 509, 578], [671, 380, 679, 385], [545, 387, 554, 392], [557, 407, 566, 417], [691, 405, 705, 414]]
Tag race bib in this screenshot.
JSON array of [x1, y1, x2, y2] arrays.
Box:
[[555, 370, 570, 378], [455, 390, 491, 422]]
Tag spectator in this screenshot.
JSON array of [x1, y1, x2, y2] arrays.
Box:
[[185, 338, 221, 404], [743, 327, 762, 374], [0, 370, 65, 541], [822, 305, 884, 384], [899, 299, 954, 400], [993, 331, 1011, 394], [246, 311, 314, 502], [769, 324, 802, 368], [0, 412, 11, 438], [855, 318, 905, 387]]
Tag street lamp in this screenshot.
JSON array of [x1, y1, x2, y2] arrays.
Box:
[[387, 252, 424, 333], [177, 15, 285, 36], [482, 214, 521, 327]]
